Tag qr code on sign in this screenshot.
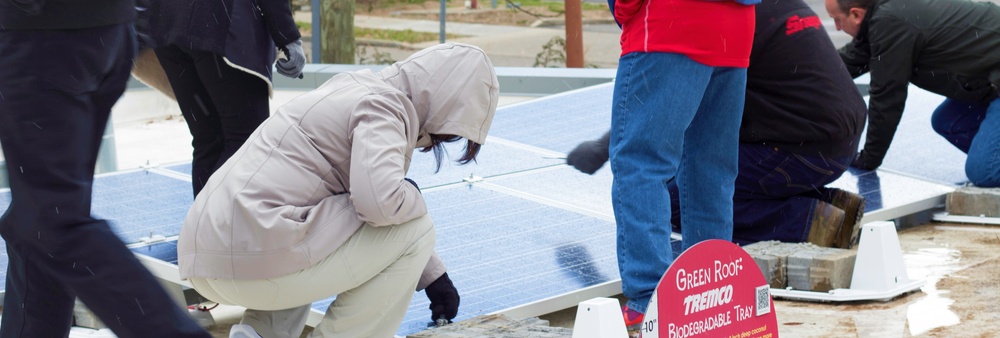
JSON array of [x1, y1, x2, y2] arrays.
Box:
[[755, 285, 771, 316]]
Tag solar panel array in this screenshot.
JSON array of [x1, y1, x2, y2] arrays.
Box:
[[0, 81, 958, 336]]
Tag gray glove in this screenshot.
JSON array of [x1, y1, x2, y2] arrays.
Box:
[[566, 131, 610, 175], [276, 39, 305, 79]]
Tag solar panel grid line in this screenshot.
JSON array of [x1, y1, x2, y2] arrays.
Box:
[[485, 135, 569, 159], [427, 209, 613, 263], [160, 160, 195, 177], [488, 81, 615, 112], [472, 181, 615, 222], [404, 141, 559, 190], [147, 166, 193, 181], [439, 232, 614, 276], [434, 233, 614, 270], [440, 235, 615, 288], [487, 86, 613, 154]]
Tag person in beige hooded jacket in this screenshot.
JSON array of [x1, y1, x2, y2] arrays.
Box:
[[177, 43, 500, 338]]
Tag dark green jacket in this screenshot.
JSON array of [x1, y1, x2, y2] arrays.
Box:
[[840, 0, 1000, 169]]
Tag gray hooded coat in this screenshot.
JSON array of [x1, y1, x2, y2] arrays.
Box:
[[178, 43, 500, 290]]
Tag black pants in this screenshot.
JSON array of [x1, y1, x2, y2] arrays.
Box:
[[0, 24, 209, 338], [154, 45, 270, 196], [669, 144, 853, 245]]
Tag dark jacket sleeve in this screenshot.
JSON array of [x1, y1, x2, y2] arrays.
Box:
[[855, 15, 918, 169], [838, 38, 871, 79], [7, 0, 43, 15], [256, 0, 301, 48]]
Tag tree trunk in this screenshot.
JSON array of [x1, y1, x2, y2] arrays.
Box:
[[321, 0, 355, 64], [564, 0, 583, 68]]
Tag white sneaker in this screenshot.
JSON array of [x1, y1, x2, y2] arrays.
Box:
[[229, 324, 262, 338]]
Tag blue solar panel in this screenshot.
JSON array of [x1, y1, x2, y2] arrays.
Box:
[[0, 171, 192, 239], [484, 165, 614, 219], [0, 81, 959, 336], [307, 184, 650, 336], [0, 170, 192, 292], [406, 139, 562, 189], [163, 162, 193, 176], [91, 171, 193, 243], [488, 83, 613, 154], [827, 168, 953, 214]]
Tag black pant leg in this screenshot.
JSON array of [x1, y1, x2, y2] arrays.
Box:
[[154, 46, 269, 196], [0, 24, 210, 338], [190, 48, 270, 180], [153, 45, 224, 196]]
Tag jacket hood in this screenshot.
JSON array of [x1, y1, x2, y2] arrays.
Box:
[[378, 43, 499, 145]]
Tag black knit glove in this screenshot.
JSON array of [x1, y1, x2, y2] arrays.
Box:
[[425, 273, 459, 322], [566, 131, 610, 175]]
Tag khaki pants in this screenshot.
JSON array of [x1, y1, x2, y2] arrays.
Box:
[[189, 214, 436, 338]]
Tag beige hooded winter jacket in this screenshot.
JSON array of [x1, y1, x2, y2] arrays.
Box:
[[177, 43, 499, 290]]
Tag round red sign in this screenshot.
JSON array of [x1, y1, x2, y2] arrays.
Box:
[[641, 239, 778, 338]]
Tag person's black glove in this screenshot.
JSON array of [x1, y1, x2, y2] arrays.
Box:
[[425, 273, 459, 323], [566, 131, 610, 175], [850, 150, 878, 171]]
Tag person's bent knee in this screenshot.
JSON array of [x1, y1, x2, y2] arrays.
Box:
[[966, 156, 1000, 187], [930, 108, 953, 137], [401, 214, 436, 254], [931, 98, 967, 138]]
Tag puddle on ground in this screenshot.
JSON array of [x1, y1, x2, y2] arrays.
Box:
[[903, 247, 963, 335]]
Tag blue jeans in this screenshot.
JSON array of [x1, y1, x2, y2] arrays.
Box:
[[610, 52, 746, 314], [669, 145, 854, 245], [931, 98, 1000, 187]]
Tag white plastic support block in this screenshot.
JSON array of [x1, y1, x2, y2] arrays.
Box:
[[850, 221, 913, 291], [769, 221, 924, 302], [571, 297, 628, 338]]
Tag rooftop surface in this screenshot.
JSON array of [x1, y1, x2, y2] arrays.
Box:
[[4, 1, 1000, 337]]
